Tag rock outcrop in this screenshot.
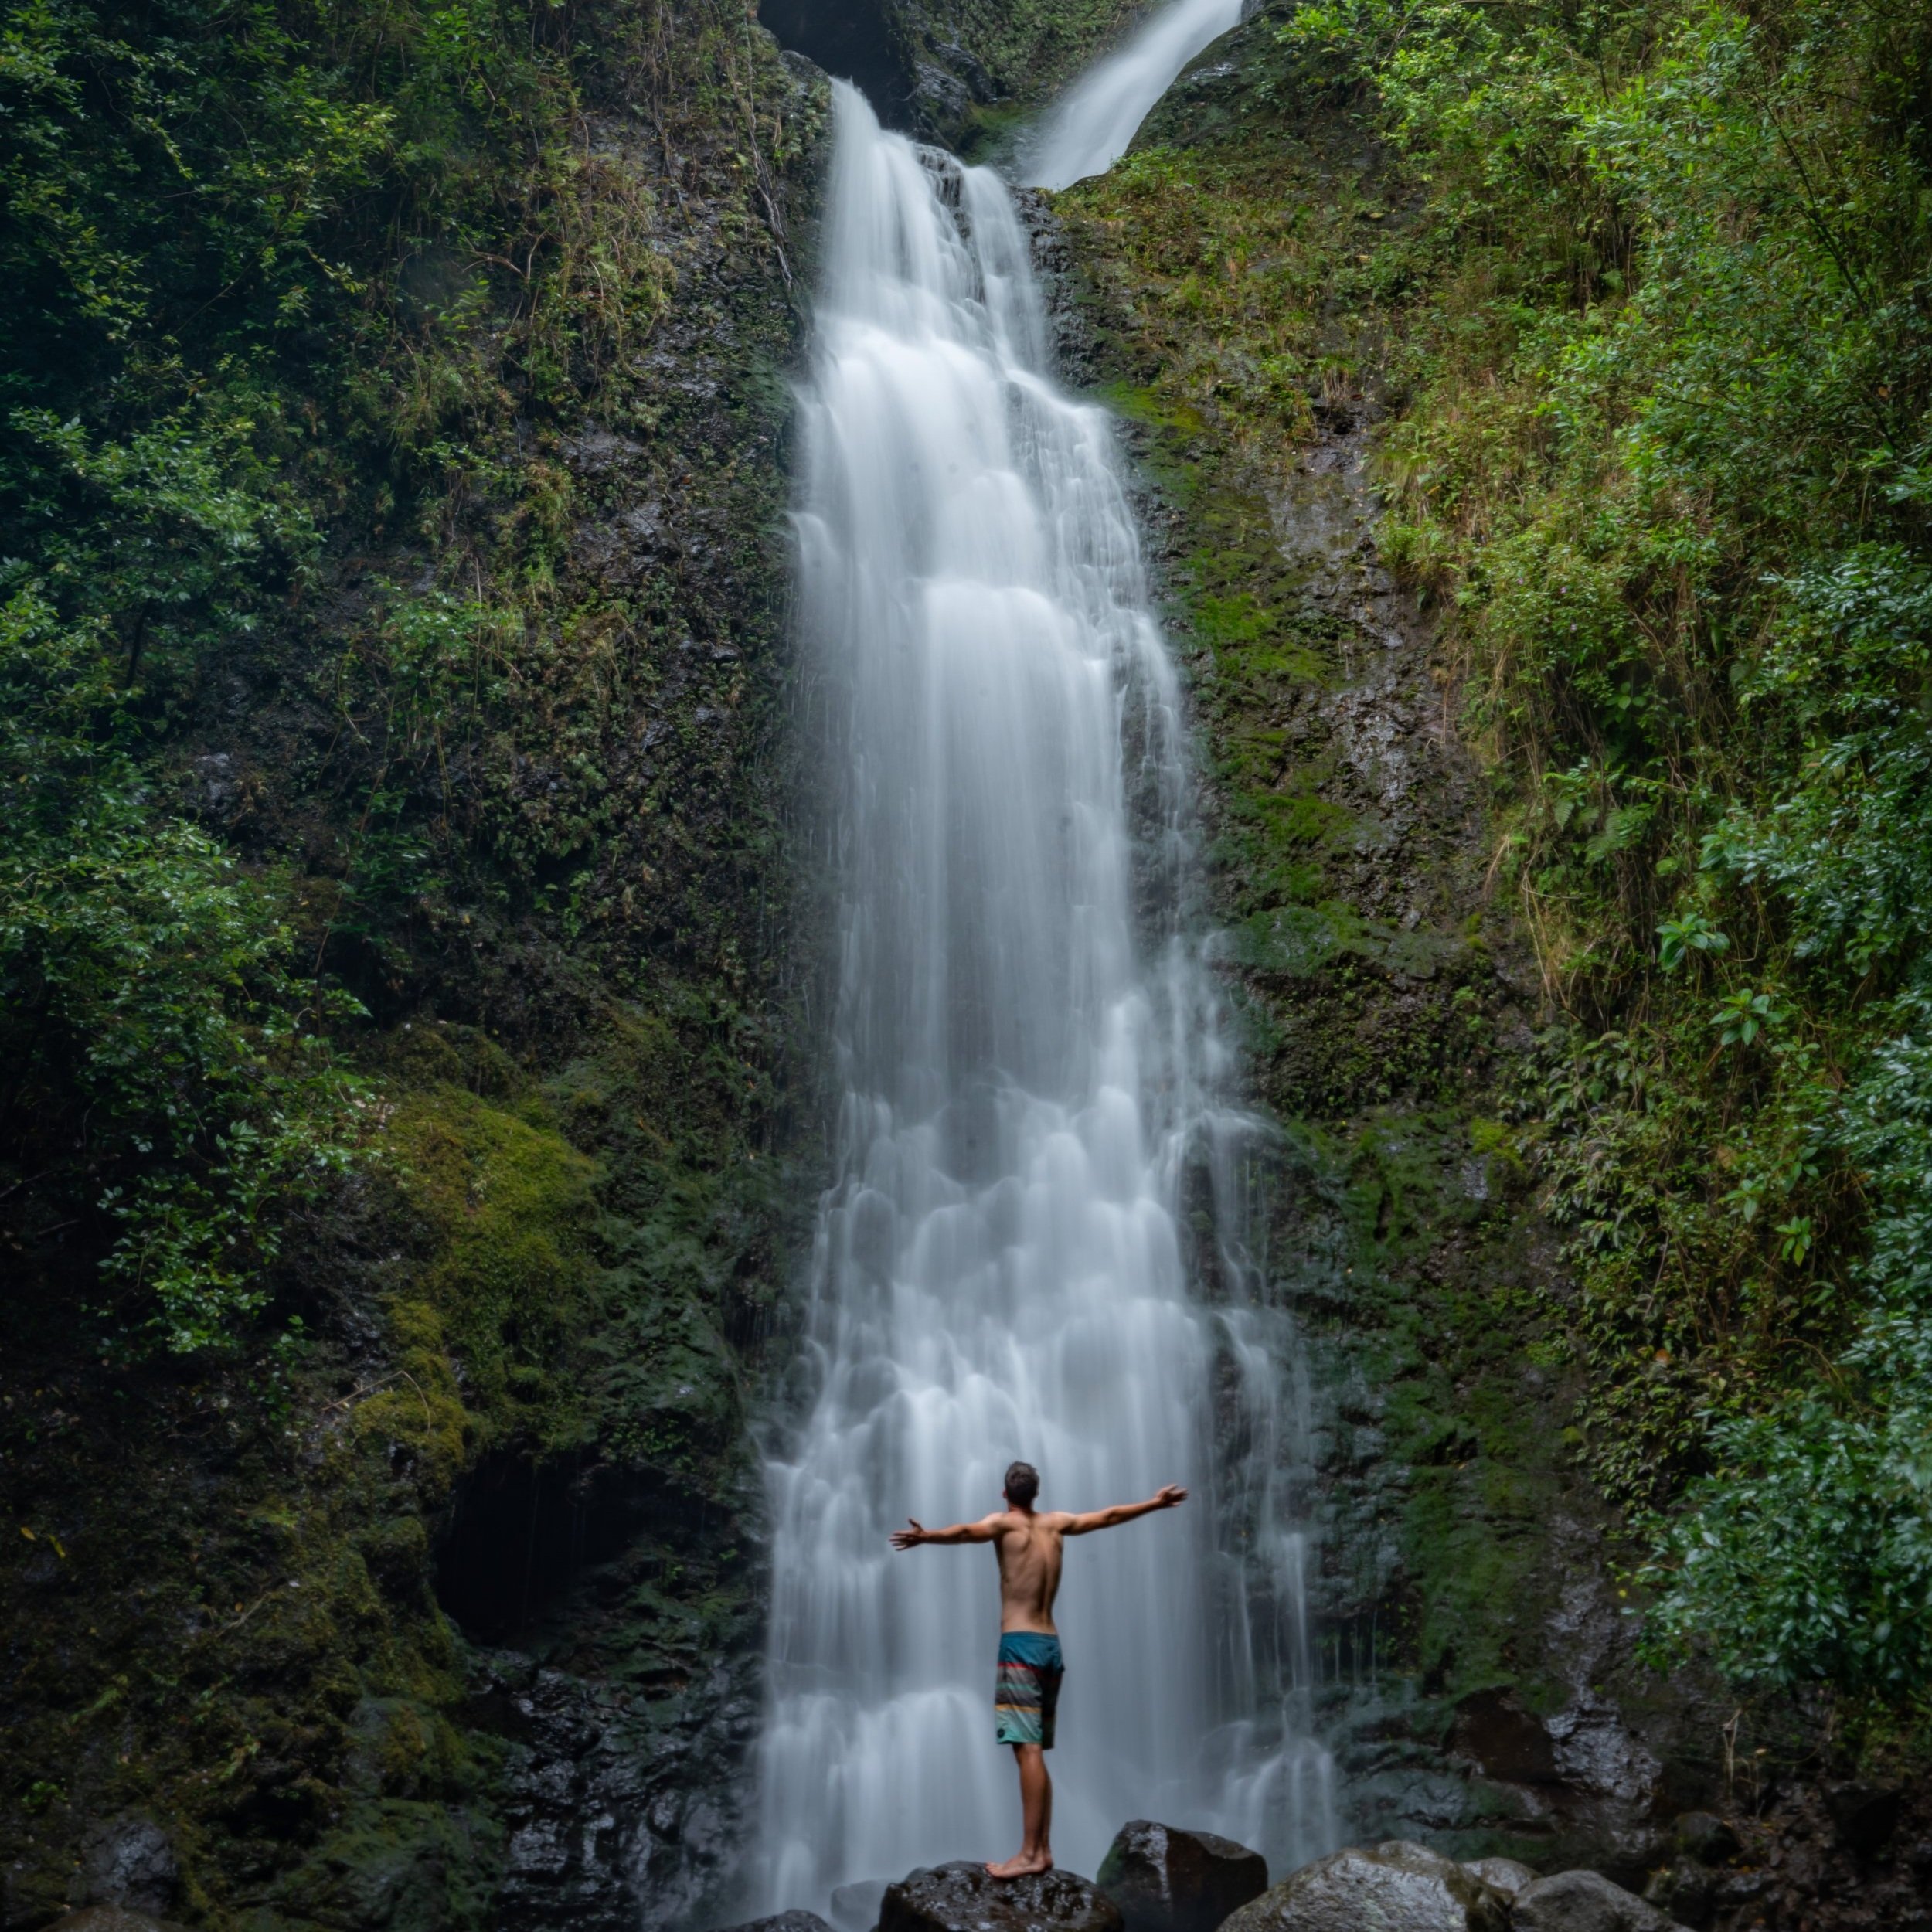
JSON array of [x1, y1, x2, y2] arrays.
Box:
[[46, 1911, 186, 1932], [1097, 1821, 1268, 1932], [70, 1816, 179, 1919], [1512, 1870, 1681, 1931], [758, 0, 1144, 146], [1462, 1859, 1537, 1901], [715, 1913, 837, 1932], [881, 1864, 1125, 1932], [1219, 1842, 1510, 1932]]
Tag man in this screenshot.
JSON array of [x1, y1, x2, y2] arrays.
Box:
[[889, 1461, 1188, 1879]]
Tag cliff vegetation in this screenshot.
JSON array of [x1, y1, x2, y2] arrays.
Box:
[[1058, 0, 1932, 1798], [1, 0, 824, 1924]]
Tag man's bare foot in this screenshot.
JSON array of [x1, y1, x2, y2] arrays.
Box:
[[984, 1852, 1053, 1879]]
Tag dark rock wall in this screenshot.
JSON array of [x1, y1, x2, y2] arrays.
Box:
[[757, 0, 1148, 149], [3, 20, 828, 1932]]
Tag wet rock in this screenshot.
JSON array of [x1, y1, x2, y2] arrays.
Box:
[[1450, 1689, 1557, 1784], [1461, 1858, 1536, 1899], [881, 1863, 1124, 1932], [1097, 1821, 1267, 1932], [1824, 1780, 1903, 1855], [1706, 1869, 1774, 1916], [1641, 1866, 1713, 1930], [715, 1915, 835, 1932], [1511, 1870, 1679, 1931], [1219, 1841, 1509, 1932], [1668, 1815, 1736, 1866], [832, 1881, 889, 1932], [48, 1911, 187, 1932], [72, 1818, 178, 1917], [192, 752, 239, 815]]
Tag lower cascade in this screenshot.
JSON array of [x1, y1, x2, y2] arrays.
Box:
[[754, 84, 1335, 1911]]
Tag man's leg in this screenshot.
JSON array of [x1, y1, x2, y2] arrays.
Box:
[[1016, 1743, 1052, 1861], [1029, 1743, 1053, 1859], [986, 1745, 1053, 1877]]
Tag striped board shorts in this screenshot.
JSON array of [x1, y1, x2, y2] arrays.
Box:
[[994, 1631, 1065, 1749]]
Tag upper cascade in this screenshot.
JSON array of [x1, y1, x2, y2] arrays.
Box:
[[1024, 0, 1243, 189]]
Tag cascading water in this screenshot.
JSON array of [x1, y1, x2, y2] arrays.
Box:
[[1024, 0, 1243, 189], [755, 81, 1335, 1913]]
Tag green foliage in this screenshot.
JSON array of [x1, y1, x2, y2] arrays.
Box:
[[1642, 1376, 1932, 1692], [1643, 988, 1932, 1692], [0, 0, 802, 1358], [1656, 910, 1727, 970], [1276, 0, 1932, 1701], [0, 588, 366, 1352]]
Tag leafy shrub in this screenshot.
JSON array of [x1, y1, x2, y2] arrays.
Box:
[[1644, 995, 1932, 1693], [1285, 0, 1932, 1702], [0, 589, 366, 1352]]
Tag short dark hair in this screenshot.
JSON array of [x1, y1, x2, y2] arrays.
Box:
[[1004, 1461, 1039, 1507]]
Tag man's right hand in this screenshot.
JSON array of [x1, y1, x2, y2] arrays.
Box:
[[1154, 1484, 1188, 1509], [890, 1519, 927, 1549]]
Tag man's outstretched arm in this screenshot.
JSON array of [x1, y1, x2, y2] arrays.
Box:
[[890, 1513, 1002, 1550], [1059, 1484, 1188, 1536]]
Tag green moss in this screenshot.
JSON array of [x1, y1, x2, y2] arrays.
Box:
[[386, 1082, 600, 1452]]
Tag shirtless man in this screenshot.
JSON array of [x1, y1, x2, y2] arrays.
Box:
[[889, 1461, 1188, 1879]]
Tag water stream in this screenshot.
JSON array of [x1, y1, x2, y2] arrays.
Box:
[[754, 51, 1334, 1913], [1025, 0, 1243, 189]]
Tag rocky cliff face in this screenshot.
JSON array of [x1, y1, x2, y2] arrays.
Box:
[[757, 0, 1146, 148], [1044, 2, 1726, 1879], [4, 15, 825, 1932]]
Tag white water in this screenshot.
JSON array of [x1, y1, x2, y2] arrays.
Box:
[[753, 83, 1335, 1913], [1025, 0, 1244, 189]]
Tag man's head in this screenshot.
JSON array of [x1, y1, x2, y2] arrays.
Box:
[[1004, 1461, 1040, 1509]]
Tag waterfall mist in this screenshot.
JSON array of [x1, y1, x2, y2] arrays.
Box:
[[754, 83, 1335, 1913]]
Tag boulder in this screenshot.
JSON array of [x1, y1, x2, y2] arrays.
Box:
[[1512, 1871, 1682, 1932], [715, 1915, 836, 1932], [1097, 1821, 1268, 1932], [1642, 1865, 1713, 1929], [881, 1863, 1124, 1932], [1217, 1842, 1509, 1932], [832, 1882, 889, 1932], [1669, 1814, 1737, 1867], [1461, 1859, 1536, 1900], [74, 1816, 179, 1917], [1824, 1781, 1903, 1856]]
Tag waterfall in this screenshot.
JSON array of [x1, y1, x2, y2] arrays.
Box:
[[753, 83, 1335, 1913], [1024, 0, 1243, 190]]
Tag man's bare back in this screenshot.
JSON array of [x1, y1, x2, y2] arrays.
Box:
[[947, 1492, 1189, 1633], [889, 1463, 1188, 1879]]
